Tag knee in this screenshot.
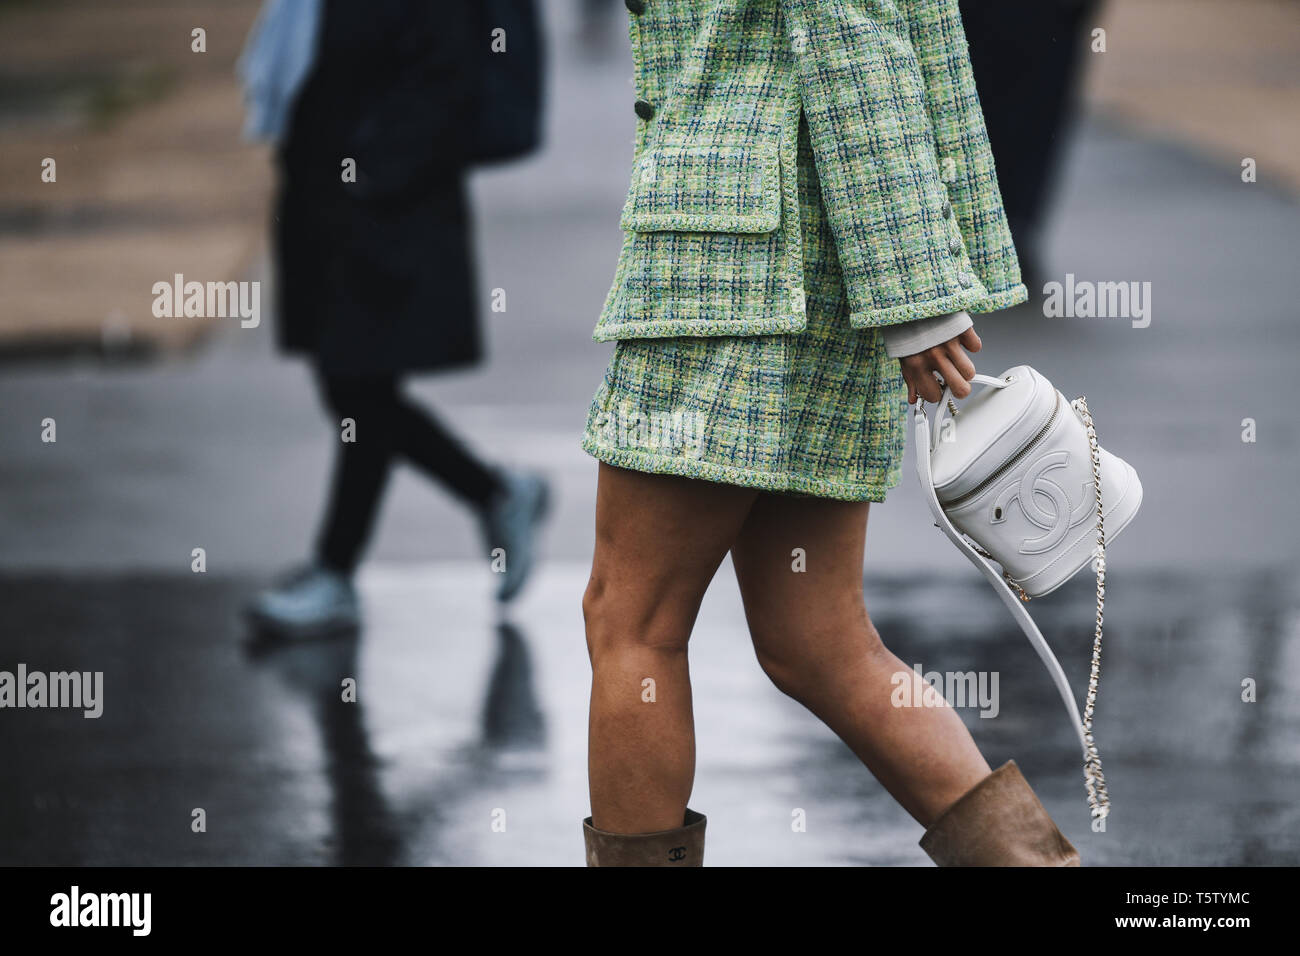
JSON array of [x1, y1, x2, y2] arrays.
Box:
[[582, 571, 693, 665], [752, 642, 818, 705], [580, 574, 605, 650], [751, 603, 888, 704]]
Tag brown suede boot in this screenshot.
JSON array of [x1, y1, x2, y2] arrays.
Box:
[[919, 761, 1080, 866], [582, 809, 706, 867]]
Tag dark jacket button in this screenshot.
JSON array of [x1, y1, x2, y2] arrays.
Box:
[[634, 100, 655, 120], [625, 0, 646, 13]]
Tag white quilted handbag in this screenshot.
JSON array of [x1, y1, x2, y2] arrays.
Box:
[[914, 365, 1142, 820]]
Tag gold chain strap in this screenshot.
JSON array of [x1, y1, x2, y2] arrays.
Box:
[[1073, 395, 1110, 820]]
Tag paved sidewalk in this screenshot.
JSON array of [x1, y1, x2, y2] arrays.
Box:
[[1089, 0, 1300, 193], [3, 564, 1296, 865], [0, 0, 267, 352]]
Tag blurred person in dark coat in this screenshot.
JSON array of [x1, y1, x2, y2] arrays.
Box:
[[959, 0, 1102, 292], [239, 0, 548, 636]]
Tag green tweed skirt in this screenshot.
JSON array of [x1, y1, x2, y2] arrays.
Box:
[[581, 125, 907, 503]]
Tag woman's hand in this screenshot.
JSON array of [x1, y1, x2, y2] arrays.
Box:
[[899, 327, 982, 404]]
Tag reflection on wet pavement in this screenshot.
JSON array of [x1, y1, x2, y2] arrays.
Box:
[[1, 563, 1296, 865]]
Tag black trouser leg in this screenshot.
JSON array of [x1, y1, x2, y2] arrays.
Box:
[[313, 372, 504, 574], [314, 374, 400, 575], [386, 393, 502, 508]]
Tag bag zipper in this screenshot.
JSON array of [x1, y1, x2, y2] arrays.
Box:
[[943, 391, 1062, 509]]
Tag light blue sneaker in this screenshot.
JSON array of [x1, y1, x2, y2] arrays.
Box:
[[480, 469, 550, 603], [245, 564, 361, 638]]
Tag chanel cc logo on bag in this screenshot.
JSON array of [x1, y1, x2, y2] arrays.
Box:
[[989, 450, 1094, 555], [667, 846, 687, 862]]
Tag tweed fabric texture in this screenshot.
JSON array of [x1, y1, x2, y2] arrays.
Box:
[[593, 0, 1026, 342], [583, 123, 906, 501]]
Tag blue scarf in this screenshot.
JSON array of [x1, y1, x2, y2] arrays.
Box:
[[237, 0, 324, 144]]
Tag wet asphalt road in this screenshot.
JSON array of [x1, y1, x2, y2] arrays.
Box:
[[1, 567, 1297, 865], [1, 4, 1298, 865]]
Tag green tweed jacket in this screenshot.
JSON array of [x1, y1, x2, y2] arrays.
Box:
[[593, 0, 1027, 342]]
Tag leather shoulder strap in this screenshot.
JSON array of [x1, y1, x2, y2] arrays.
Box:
[[913, 404, 1090, 758]]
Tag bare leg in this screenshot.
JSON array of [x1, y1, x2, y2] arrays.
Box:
[[583, 464, 758, 833], [730, 493, 990, 826]]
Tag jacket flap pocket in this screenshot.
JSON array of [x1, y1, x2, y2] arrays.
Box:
[[620, 143, 781, 234]]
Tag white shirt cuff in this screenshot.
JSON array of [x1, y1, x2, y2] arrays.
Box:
[[881, 311, 973, 358]]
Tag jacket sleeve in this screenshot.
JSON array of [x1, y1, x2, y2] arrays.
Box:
[[777, 0, 1025, 324], [895, 0, 1025, 309]]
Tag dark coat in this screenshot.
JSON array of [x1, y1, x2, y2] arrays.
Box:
[[274, 0, 480, 377]]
